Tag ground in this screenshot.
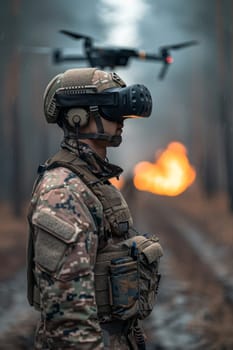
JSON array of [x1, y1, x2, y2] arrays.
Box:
[[0, 184, 232, 349]]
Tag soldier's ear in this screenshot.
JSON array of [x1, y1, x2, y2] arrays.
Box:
[[66, 108, 89, 128]]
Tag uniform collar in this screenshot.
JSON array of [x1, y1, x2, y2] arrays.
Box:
[[61, 139, 123, 180]]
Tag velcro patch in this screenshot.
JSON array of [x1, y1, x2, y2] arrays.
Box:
[[32, 210, 81, 243], [35, 228, 67, 273]]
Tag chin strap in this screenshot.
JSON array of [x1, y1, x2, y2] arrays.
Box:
[[77, 106, 122, 147]]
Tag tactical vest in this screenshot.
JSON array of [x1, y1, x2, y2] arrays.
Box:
[[27, 148, 163, 321]]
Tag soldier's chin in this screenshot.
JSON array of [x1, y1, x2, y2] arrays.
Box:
[[109, 135, 122, 147]]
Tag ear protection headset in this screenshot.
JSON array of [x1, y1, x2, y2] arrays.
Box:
[[66, 108, 89, 128]]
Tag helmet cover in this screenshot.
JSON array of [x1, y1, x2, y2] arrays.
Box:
[[43, 68, 126, 123]]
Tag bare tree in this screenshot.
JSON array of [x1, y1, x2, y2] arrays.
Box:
[[216, 0, 233, 210]]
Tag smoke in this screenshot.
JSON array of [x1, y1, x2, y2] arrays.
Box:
[[103, 0, 210, 173], [0, 0, 219, 197], [98, 0, 149, 46]]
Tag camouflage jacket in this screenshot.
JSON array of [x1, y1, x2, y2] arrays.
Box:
[[28, 141, 133, 350]]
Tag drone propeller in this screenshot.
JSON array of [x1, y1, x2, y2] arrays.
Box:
[[159, 40, 198, 52], [158, 63, 169, 80], [157, 40, 198, 79], [60, 30, 92, 42]]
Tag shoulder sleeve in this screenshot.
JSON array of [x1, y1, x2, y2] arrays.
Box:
[[32, 169, 104, 349]]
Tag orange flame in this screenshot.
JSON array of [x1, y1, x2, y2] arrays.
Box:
[[109, 176, 125, 190], [133, 142, 196, 196]]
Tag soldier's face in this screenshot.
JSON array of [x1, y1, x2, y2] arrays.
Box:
[[80, 116, 124, 137], [101, 118, 124, 137]]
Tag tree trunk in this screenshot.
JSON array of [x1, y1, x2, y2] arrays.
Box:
[[216, 0, 233, 210]]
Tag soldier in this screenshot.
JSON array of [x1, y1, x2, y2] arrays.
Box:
[[27, 68, 163, 350]]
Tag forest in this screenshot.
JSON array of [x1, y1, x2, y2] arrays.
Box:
[[0, 1, 232, 349]]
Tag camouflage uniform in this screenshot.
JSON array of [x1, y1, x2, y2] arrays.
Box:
[[28, 141, 136, 349], [27, 67, 162, 350]]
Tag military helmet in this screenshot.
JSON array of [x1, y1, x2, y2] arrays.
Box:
[[43, 68, 126, 124], [43, 67, 152, 147]]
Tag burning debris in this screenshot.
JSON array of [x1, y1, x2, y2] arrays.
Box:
[[133, 141, 196, 196]]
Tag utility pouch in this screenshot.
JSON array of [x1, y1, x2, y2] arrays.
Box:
[[109, 257, 139, 320], [95, 234, 163, 320]]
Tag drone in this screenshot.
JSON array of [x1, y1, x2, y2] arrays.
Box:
[[53, 30, 198, 80]]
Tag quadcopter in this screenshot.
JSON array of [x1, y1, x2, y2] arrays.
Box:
[[53, 30, 198, 80]]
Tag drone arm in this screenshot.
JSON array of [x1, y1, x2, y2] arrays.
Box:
[[120, 49, 161, 61], [135, 50, 162, 61], [53, 49, 87, 64]]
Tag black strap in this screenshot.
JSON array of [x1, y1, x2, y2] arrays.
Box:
[[90, 106, 104, 134]]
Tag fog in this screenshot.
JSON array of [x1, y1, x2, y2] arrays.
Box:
[[0, 0, 232, 206]]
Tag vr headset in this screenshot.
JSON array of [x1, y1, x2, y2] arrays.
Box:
[[55, 84, 152, 122]]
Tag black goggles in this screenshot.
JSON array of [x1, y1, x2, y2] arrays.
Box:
[[55, 84, 152, 122]]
